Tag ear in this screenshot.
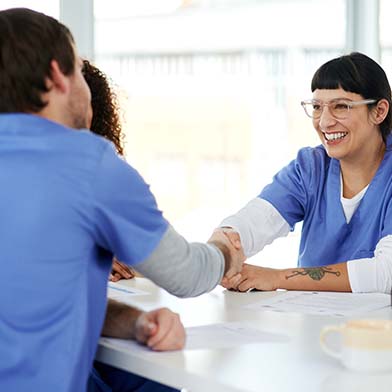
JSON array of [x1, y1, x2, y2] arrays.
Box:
[[47, 59, 70, 94], [370, 98, 389, 125]]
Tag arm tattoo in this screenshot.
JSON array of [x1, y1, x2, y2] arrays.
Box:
[[285, 267, 341, 281]]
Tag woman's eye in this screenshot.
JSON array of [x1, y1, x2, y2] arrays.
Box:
[[334, 103, 349, 110]]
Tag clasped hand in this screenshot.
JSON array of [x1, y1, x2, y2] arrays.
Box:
[[207, 227, 245, 283], [210, 228, 280, 292]]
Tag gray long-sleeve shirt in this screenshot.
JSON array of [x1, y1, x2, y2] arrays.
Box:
[[134, 225, 225, 297]]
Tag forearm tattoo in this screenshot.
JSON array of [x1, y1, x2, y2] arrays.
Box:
[[285, 267, 341, 281]]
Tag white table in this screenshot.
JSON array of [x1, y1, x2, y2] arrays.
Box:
[[96, 278, 392, 392]]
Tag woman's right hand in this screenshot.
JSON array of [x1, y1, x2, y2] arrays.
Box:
[[110, 258, 135, 281]]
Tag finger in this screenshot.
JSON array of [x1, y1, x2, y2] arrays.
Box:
[[221, 275, 236, 289], [112, 261, 134, 279], [149, 319, 185, 351], [150, 328, 185, 351], [147, 311, 183, 350], [229, 273, 243, 289], [109, 273, 121, 282], [144, 321, 158, 338], [147, 315, 172, 348], [222, 274, 242, 289], [224, 266, 242, 280], [111, 272, 121, 282], [117, 260, 132, 273], [126, 267, 135, 279], [112, 259, 131, 276], [220, 276, 229, 287], [238, 279, 255, 292], [223, 231, 242, 250], [134, 313, 158, 344]]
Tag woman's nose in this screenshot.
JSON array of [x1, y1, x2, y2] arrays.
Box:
[[318, 105, 337, 130]]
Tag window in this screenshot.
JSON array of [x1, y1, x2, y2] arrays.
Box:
[[0, 0, 59, 17], [92, 0, 346, 265], [3, 0, 347, 267], [380, 0, 392, 83]]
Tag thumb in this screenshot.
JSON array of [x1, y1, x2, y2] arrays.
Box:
[[135, 314, 157, 343], [146, 321, 158, 337], [223, 231, 242, 250]]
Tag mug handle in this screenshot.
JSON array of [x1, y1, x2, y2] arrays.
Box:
[[320, 325, 343, 360]]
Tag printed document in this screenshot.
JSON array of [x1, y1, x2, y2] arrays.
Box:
[[184, 322, 288, 349], [244, 291, 391, 316]]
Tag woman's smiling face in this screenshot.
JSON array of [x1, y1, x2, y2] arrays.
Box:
[[312, 88, 382, 163]]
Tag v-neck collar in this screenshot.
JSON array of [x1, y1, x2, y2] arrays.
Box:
[[329, 135, 392, 226]]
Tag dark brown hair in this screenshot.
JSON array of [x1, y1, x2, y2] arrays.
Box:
[[82, 60, 124, 155], [0, 8, 75, 113]]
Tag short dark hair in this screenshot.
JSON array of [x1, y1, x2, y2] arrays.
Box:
[[311, 52, 392, 141], [82, 60, 125, 156], [0, 8, 75, 113]]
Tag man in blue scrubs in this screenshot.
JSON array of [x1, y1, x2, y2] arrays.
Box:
[[0, 8, 244, 392]]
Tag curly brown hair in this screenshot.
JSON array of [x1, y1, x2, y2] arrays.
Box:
[[82, 59, 124, 155]]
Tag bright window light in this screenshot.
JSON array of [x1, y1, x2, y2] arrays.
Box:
[[0, 0, 59, 18]]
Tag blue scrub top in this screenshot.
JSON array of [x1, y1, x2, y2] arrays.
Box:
[[259, 136, 392, 267], [0, 114, 168, 392]]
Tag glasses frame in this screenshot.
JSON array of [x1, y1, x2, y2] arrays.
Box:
[[300, 98, 377, 120]]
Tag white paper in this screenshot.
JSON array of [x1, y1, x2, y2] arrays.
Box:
[[184, 322, 289, 349], [244, 291, 391, 316], [107, 282, 148, 302], [99, 322, 289, 355]]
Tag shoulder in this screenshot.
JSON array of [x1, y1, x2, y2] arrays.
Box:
[[61, 128, 111, 154], [53, 127, 118, 170], [295, 144, 329, 166], [47, 126, 127, 188], [284, 144, 331, 181]]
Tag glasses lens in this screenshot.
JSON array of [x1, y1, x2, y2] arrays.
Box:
[[330, 101, 349, 119], [301, 102, 313, 117], [302, 102, 320, 118]]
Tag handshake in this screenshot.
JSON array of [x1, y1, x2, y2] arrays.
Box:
[[208, 228, 246, 289]]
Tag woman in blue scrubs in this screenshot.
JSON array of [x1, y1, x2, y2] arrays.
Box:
[[216, 52, 392, 294]]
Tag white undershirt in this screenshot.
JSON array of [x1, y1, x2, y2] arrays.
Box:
[[220, 197, 392, 294], [340, 174, 369, 223]]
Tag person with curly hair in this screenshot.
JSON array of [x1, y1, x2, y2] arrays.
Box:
[[83, 59, 135, 282], [83, 59, 181, 392]]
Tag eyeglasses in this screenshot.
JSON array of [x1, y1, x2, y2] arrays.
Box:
[[301, 98, 377, 120]]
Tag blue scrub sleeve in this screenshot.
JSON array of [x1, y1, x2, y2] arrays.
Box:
[[259, 148, 314, 229], [91, 144, 168, 265]]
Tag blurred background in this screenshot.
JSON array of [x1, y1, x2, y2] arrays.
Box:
[[2, 0, 390, 268]]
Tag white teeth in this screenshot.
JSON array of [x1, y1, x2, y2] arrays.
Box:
[[324, 132, 348, 141]]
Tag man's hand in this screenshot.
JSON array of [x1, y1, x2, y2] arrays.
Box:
[[102, 301, 185, 351], [219, 227, 242, 250], [110, 258, 135, 282], [221, 263, 281, 291], [134, 308, 185, 351], [208, 228, 246, 280]]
